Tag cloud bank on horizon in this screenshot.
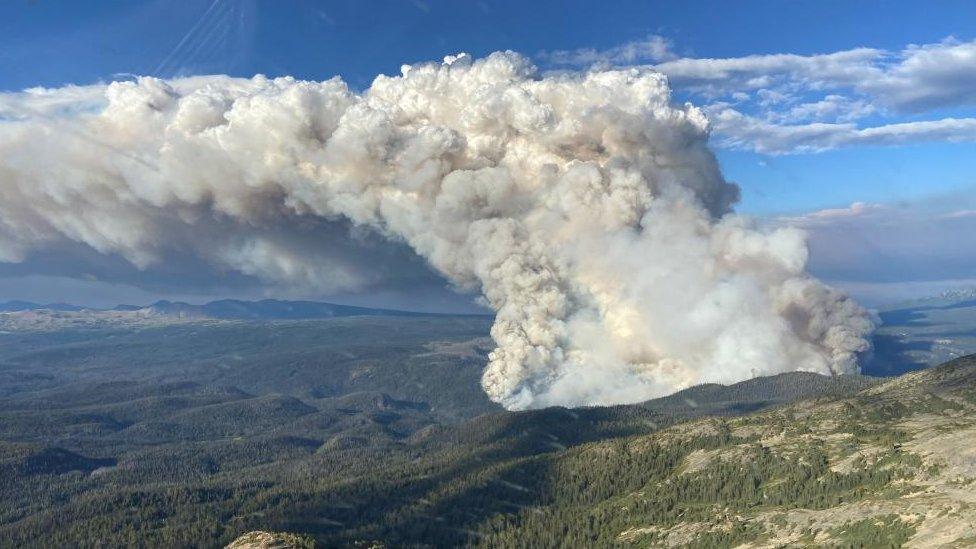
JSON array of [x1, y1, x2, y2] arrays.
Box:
[[782, 198, 976, 300], [0, 52, 873, 408], [542, 36, 976, 154]]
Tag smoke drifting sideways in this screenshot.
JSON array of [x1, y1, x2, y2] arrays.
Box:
[[0, 52, 874, 409]]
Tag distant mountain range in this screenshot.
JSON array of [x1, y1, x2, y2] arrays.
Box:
[[0, 300, 86, 312], [0, 298, 483, 320]]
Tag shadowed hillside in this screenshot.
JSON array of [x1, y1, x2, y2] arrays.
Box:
[[235, 355, 976, 547], [0, 313, 899, 547]]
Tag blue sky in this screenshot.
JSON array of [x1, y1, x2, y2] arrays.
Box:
[[2, 0, 973, 215], [0, 0, 974, 307]]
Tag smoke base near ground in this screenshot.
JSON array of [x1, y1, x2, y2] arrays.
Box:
[[0, 52, 873, 409]]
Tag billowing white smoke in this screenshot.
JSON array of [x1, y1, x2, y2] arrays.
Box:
[[0, 52, 873, 409]]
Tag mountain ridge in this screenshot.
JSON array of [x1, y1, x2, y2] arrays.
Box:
[[0, 298, 489, 320]]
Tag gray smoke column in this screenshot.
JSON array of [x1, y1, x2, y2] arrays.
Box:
[[0, 52, 873, 409]]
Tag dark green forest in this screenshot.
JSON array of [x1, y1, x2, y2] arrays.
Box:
[[1, 316, 973, 547]]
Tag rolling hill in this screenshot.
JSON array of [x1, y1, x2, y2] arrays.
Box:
[[1, 304, 976, 546], [0, 307, 913, 547], [223, 356, 976, 547]]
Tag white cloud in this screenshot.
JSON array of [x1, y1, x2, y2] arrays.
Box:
[[0, 85, 107, 119], [827, 278, 976, 308], [756, 88, 792, 107], [860, 38, 976, 112], [539, 35, 676, 67], [538, 37, 976, 153], [653, 38, 976, 113], [941, 209, 976, 219], [655, 47, 881, 96], [774, 95, 876, 123], [781, 202, 885, 224], [707, 104, 976, 154]]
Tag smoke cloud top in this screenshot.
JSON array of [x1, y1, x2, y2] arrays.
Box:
[[0, 52, 873, 409]]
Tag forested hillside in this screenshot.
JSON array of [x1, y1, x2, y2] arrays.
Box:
[[230, 355, 976, 548], [0, 315, 883, 547], [1, 315, 974, 547]]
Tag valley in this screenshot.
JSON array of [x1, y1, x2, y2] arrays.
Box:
[[0, 298, 975, 547]]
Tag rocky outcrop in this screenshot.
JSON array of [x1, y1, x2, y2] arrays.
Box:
[[225, 531, 315, 549]]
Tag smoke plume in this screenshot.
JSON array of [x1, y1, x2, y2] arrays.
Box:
[[0, 52, 873, 409]]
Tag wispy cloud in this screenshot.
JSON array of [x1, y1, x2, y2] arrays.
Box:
[[858, 38, 976, 112], [780, 202, 885, 224], [655, 47, 880, 97], [707, 105, 976, 154], [539, 36, 976, 154], [654, 38, 976, 112], [538, 35, 676, 67], [770, 95, 876, 124]]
